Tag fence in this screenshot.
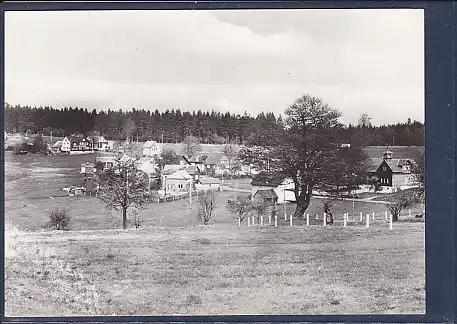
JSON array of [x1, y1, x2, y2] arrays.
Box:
[[239, 209, 423, 230], [152, 190, 206, 204]]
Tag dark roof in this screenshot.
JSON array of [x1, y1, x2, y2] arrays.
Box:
[[254, 189, 278, 199], [68, 136, 83, 143], [163, 164, 199, 175], [370, 158, 416, 173], [251, 172, 285, 187], [197, 177, 221, 185]]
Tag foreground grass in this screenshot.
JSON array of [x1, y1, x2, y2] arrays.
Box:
[[5, 222, 425, 316]]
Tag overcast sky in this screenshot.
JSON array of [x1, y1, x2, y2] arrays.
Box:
[[5, 9, 424, 125]]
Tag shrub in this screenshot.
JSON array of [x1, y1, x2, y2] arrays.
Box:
[[48, 208, 70, 230]]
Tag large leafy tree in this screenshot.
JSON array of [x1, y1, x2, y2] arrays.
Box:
[[260, 94, 345, 218], [98, 155, 152, 229]]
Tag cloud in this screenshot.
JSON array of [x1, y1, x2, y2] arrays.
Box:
[[5, 9, 424, 125]]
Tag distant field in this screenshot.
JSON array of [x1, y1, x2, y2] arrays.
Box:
[[363, 146, 423, 159]]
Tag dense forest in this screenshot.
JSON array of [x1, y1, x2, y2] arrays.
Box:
[[3, 103, 424, 147]]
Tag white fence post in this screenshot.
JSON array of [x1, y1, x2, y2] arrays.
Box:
[[323, 213, 327, 226], [269, 214, 272, 224], [316, 214, 319, 220], [360, 212, 363, 222], [343, 213, 347, 227], [385, 210, 388, 220], [409, 210, 411, 217], [366, 214, 370, 228], [275, 215, 278, 227], [238, 217, 241, 226], [290, 214, 293, 227], [372, 211, 375, 220], [261, 216, 264, 226], [248, 217, 251, 226], [389, 214, 393, 230], [306, 213, 310, 226], [252, 216, 255, 226]]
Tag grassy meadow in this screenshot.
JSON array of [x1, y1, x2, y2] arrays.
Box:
[[4, 150, 425, 315]]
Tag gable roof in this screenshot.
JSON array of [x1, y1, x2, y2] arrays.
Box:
[[51, 141, 62, 148], [143, 140, 160, 148], [89, 136, 107, 143], [67, 136, 83, 143], [163, 164, 199, 176], [167, 170, 192, 180], [251, 172, 286, 187], [254, 189, 278, 199], [370, 158, 416, 173], [197, 177, 221, 185]]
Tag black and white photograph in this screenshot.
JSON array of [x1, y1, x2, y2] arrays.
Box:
[[4, 8, 425, 316]]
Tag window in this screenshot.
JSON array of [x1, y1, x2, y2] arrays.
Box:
[[383, 167, 387, 171], [178, 184, 183, 189]]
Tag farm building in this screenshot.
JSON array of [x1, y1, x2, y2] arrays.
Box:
[[61, 136, 93, 153], [195, 177, 221, 191], [252, 188, 278, 205], [369, 150, 418, 188], [163, 170, 193, 194], [143, 140, 162, 157], [251, 172, 296, 204], [89, 135, 109, 151], [163, 164, 200, 182], [186, 154, 219, 176]]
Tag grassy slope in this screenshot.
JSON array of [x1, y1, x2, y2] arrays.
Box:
[[5, 222, 424, 316]]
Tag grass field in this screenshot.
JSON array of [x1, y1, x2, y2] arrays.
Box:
[[5, 222, 424, 316], [4, 151, 426, 315]]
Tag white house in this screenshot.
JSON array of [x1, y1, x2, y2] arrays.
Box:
[[143, 140, 162, 157], [251, 172, 296, 204], [61, 137, 71, 152], [90, 136, 109, 151]]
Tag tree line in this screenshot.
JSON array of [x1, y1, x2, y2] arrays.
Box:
[[4, 103, 424, 147]]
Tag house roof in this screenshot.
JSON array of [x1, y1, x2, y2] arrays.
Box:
[[370, 158, 415, 173], [254, 189, 278, 199], [143, 140, 160, 148], [251, 172, 286, 187], [197, 177, 221, 185], [67, 136, 83, 143], [167, 170, 192, 180], [51, 141, 62, 148], [163, 164, 199, 176], [89, 136, 107, 143]]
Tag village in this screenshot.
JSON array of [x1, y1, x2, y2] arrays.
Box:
[[4, 8, 427, 317], [5, 130, 422, 207]]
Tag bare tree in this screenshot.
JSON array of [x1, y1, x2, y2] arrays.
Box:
[[252, 199, 267, 222], [222, 142, 238, 178], [320, 196, 338, 225], [198, 190, 217, 225], [182, 135, 201, 158], [358, 113, 372, 147], [98, 155, 152, 229], [385, 189, 418, 222], [226, 195, 253, 224]]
